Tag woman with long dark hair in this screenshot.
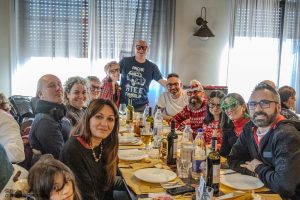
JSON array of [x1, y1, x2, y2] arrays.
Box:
[[60, 99, 119, 200], [202, 90, 226, 148]]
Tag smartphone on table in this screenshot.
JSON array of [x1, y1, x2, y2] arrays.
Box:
[[166, 185, 195, 195]]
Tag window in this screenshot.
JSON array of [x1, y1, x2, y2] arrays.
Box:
[[12, 0, 165, 97], [228, 0, 296, 100]]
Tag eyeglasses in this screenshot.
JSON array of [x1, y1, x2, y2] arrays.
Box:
[[221, 102, 239, 111], [109, 68, 120, 74], [167, 82, 179, 88], [187, 90, 202, 96], [90, 85, 100, 92], [136, 45, 148, 51], [247, 99, 278, 110], [209, 103, 221, 108]]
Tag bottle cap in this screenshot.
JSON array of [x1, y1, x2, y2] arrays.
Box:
[[197, 128, 203, 133]]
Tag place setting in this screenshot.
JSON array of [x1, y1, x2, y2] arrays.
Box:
[[220, 169, 264, 191]]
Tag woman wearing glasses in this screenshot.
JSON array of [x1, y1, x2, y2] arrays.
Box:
[[99, 61, 121, 108], [219, 93, 250, 157], [202, 90, 226, 149]]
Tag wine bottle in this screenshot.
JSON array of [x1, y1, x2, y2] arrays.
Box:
[[167, 119, 178, 165], [206, 136, 220, 195], [126, 97, 133, 124]]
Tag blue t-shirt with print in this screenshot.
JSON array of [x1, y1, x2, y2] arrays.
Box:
[[120, 56, 163, 108]]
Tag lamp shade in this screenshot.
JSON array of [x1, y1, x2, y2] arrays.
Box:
[[194, 7, 215, 38], [194, 19, 215, 37]]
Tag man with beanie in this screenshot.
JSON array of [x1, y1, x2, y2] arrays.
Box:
[[171, 80, 207, 138]]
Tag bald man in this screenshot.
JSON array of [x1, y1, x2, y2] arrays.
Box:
[[29, 74, 71, 159], [119, 39, 167, 112]]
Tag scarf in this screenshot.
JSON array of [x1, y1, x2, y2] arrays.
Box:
[[35, 100, 67, 121]]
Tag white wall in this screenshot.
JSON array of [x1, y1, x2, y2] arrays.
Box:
[[0, 0, 231, 95], [0, 0, 11, 96], [174, 0, 231, 86]]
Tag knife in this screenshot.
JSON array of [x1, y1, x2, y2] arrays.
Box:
[[221, 171, 237, 175]]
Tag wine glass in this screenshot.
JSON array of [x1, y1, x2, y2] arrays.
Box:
[[141, 128, 154, 152], [119, 103, 126, 116]]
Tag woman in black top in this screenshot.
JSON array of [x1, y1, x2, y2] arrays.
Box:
[[220, 93, 250, 157], [60, 99, 119, 200]]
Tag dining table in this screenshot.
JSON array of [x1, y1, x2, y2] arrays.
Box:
[[117, 121, 282, 200]]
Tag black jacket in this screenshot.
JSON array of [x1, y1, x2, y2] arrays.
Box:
[[228, 120, 300, 199], [29, 100, 71, 158]]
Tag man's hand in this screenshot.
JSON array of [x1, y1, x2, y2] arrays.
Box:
[[158, 78, 167, 88], [240, 159, 263, 173]]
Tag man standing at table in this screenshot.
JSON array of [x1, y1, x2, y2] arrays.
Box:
[[228, 82, 300, 199], [119, 39, 167, 112], [155, 73, 188, 120], [171, 80, 207, 138]]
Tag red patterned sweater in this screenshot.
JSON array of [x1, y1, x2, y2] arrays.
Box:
[[202, 120, 222, 148], [172, 100, 207, 138]]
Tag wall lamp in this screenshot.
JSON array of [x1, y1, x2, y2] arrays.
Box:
[[194, 7, 215, 39]]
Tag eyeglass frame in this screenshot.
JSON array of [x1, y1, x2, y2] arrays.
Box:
[[208, 102, 221, 109], [187, 90, 203, 96], [109, 68, 120, 74], [247, 99, 278, 110], [136, 45, 148, 51], [167, 82, 180, 88], [89, 85, 101, 92]]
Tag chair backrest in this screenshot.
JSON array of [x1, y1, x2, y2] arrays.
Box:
[[9, 95, 34, 124], [18, 126, 33, 170]]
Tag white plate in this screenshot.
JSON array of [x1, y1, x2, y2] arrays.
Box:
[[134, 168, 177, 183], [118, 149, 148, 161], [220, 172, 264, 190], [119, 136, 139, 144]]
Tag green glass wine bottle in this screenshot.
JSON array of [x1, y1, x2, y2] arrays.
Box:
[[206, 136, 220, 195]]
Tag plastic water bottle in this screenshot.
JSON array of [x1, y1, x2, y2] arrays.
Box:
[[154, 108, 163, 137], [181, 125, 194, 162], [192, 128, 207, 180]]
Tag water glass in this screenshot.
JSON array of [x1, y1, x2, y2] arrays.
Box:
[[202, 186, 214, 200], [177, 158, 190, 178], [196, 186, 214, 200], [119, 103, 126, 116]]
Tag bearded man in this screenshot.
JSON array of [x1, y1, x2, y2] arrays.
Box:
[[171, 80, 207, 138], [155, 73, 189, 120], [228, 82, 300, 199]]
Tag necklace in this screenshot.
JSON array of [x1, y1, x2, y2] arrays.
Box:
[[90, 142, 103, 162]]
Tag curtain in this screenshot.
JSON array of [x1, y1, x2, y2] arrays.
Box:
[[11, 0, 175, 108], [280, 0, 300, 113], [228, 0, 281, 101]]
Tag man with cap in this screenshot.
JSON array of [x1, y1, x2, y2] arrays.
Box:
[[171, 80, 207, 138]]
